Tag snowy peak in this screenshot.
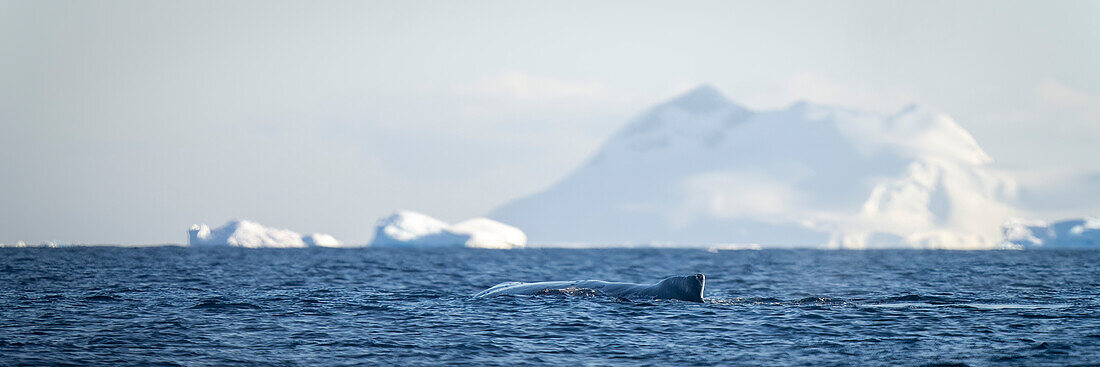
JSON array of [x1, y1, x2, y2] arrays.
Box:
[[664, 84, 746, 114], [609, 85, 752, 154]]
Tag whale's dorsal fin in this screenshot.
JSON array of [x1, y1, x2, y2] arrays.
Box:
[[694, 273, 705, 302], [657, 273, 705, 302]]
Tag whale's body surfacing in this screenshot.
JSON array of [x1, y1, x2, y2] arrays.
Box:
[[474, 274, 705, 302]]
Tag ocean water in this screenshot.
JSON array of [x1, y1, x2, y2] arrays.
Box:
[[1, 247, 1098, 366]]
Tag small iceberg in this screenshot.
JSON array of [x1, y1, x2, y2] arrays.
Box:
[[303, 233, 342, 247], [370, 211, 527, 249], [0, 241, 63, 248], [188, 219, 344, 248], [1001, 217, 1100, 249]]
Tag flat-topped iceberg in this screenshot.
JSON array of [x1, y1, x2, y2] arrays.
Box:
[[188, 219, 345, 248], [1001, 217, 1100, 249], [370, 211, 526, 249]]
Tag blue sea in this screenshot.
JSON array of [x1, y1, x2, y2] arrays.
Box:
[[1, 247, 1098, 366]]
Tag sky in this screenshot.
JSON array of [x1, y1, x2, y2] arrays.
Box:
[[1, 0, 1098, 245]]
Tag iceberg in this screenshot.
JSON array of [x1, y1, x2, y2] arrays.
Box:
[[370, 211, 470, 247], [0, 241, 60, 248], [370, 211, 526, 249], [188, 219, 345, 248], [0, 241, 66, 248], [450, 218, 529, 249], [489, 85, 1018, 249], [303, 233, 342, 247], [1001, 217, 1100, 249]]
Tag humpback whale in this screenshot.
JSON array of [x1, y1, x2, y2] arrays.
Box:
[[474, 274, 705, 302]]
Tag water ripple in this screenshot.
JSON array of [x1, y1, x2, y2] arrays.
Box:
[[0, 247, 1097, 365]]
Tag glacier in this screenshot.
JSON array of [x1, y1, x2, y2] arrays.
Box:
[[370, 211, 526, 249], [188, 219, 345, 248], [1001, 217, 1100, 249], [489, 85, 1019, 249]]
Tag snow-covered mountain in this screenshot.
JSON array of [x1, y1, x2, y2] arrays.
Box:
[[188, 219, 344, 248], [490, 85, 1018, 249], [370, 211, 527, 249]]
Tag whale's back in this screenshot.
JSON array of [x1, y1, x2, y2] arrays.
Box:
[[474, 274, 705, 302], [473, 281, 571, 298]]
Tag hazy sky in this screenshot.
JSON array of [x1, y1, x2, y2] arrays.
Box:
[[1, 0, 1098, 244]]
